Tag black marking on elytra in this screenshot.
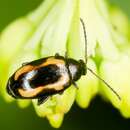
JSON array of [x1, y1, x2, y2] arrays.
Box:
[[30, 65, 61, 88], [26, 57, 49, 66], [37, 96, 49, 105]]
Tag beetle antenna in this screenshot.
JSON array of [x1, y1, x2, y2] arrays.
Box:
[[87, 67, 121, 100], [80, 18, 121, 100], [80, 18, 87, 64]]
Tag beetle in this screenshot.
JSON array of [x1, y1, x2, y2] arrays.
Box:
[[6, 18, 121, 105]]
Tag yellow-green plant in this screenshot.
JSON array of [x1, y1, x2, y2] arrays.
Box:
[[0, 0, 130, 128]]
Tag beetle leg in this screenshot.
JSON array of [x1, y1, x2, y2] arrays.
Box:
[[55, 53, 60, 57], [59, 90, 64, 95], [65, 51, 68, 59], [37, 96, 49, 105], [73, 82, 79, 89]]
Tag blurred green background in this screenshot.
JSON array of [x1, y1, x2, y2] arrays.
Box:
[[0, 0, 130, 130]]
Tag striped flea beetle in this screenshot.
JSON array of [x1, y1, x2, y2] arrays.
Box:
[[6, 19, 121, 105]]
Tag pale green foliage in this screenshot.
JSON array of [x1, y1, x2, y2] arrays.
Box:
[[0, 0, 130, 128]]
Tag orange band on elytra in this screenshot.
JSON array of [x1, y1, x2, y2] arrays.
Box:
[[14, 57, 65, 81]]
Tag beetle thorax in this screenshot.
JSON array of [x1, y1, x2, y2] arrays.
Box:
[[68, 59, 86, 81]]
